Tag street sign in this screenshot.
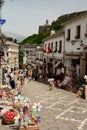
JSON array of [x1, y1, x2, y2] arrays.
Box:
[[0, 19, 6, 25]]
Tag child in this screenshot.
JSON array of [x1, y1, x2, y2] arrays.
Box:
[[77, 87, 83, 98], [48, 78, 54, 91]]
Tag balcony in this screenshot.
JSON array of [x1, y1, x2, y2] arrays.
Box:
[[64, 52, 82, 59], [71, 40, 77, 45], [66, 37, 70, 41], [75, 35, 80, 39]]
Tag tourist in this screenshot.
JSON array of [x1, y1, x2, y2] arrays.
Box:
[[48, 78, 54, 91], [9, 71, 16, 90]]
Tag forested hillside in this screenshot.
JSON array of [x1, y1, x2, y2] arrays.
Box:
[[19, 10, 87, 45]]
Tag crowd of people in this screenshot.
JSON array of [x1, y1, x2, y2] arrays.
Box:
[[4, 68, 40, 92], [4, 69, 25, 93], [47, 63, 86, 97], [4, 63, 86, 98]]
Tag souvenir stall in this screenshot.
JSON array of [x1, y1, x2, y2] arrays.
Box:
[[0, 85, 42, 130]]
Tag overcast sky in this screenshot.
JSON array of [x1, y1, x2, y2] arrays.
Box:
[[1, 0, 87, 37]]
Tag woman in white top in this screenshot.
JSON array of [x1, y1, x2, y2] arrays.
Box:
[[9, 71, 15, 89]]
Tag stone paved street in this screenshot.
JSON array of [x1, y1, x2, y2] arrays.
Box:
[[0, 79, 87, 130], [23, 79, 87, 130]]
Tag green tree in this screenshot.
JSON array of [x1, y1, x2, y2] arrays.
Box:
[[19, 47, 24, 69], [14, 39, 17, 43]]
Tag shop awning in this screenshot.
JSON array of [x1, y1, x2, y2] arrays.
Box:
[[64, 55, 80, 59], [64, 52, 82, 59]]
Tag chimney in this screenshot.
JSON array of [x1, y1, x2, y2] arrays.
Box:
[[51, 28, 55, 36]]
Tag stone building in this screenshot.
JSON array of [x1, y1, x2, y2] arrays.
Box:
[[43, 31, 64, 76], [38, 20, 50, 34], [22, 44, 37, 69], [36, 45, 44, 75], [63, 11, 87, 77], [43, 11, 87, 78], [6, 40, 19, 71]]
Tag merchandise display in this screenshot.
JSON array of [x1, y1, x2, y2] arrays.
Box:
[[0, 85, 42, 130]]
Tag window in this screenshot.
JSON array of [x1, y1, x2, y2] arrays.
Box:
[[66, 29, 71, 41], [85, 52, 87, 61], [51, 42, 53, 51], [58, 40, 62, 53], [75, 25, 81, 39], [54, 41, 57, 52], [7, 52, 9, 57], [84, 23, 87, 37], [49, 43, 52, 51], [26, 51, 29, 54], [44, 44, 46, 52], [48, 43, 50, 48]]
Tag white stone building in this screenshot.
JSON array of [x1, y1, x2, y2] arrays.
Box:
[[63, 11, 87, 77], [36, 45, 43, 75], [22, 44, 37, 69], [6, 40, 19, 71], [43, 31, 64, 75]]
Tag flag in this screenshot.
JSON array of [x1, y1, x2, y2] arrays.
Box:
[[45, 44, 52, 53]]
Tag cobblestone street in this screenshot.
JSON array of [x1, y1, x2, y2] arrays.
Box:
[[23, 79, 87, 130], [1, 79, 87, 130]]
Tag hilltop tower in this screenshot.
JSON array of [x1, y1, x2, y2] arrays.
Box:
[[38, 20, 50, 34]]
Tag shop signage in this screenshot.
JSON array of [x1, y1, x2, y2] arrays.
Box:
[[0, 19, 6, 25]]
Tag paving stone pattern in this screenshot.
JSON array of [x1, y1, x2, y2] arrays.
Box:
[[1, 79, 87, 130]]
